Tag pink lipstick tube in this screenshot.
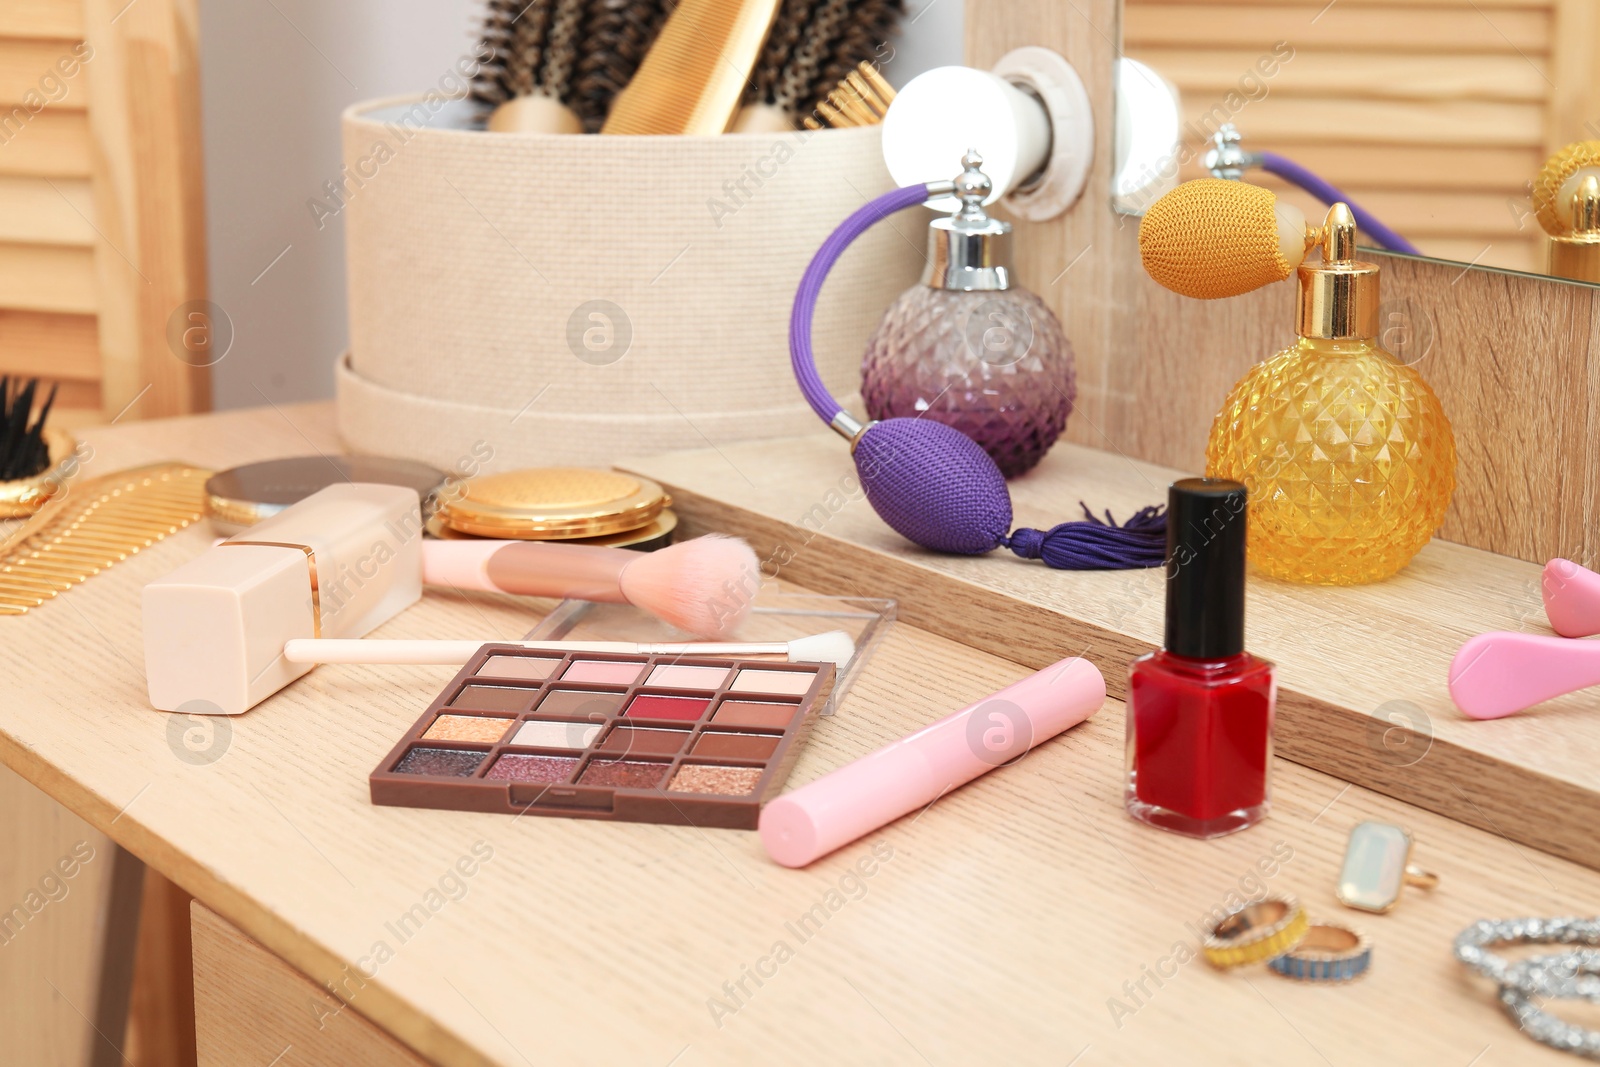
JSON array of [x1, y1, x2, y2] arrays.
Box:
[[760, 656, 1105, 867]]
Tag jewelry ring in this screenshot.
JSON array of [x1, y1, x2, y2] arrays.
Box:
[[1337, 821, 1439, 913], [1268, 922, 1371, 982], [1455, 917, 1600, 991], [1203, 892, 1309, 969]]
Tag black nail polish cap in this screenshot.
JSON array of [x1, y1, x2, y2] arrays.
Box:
[[1164, 477, 1248, 659]]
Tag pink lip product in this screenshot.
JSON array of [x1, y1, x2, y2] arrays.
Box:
[[759, 656, 1105, 867], [1449, 631, 1600, 720], [370, 647, 835, 828], [1543, 558, 1600, 638]]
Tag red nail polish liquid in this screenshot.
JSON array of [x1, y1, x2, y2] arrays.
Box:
[[1126, 478, 1275, 839]]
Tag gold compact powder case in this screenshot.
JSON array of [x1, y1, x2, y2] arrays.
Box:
[[205, 455, 450, 535], [425, 508, 677, 550], [434, 468, 671, 540]]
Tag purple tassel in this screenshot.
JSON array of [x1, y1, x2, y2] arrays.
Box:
[[999, 503, 1167, 570]]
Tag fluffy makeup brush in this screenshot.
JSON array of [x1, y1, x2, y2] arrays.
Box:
[[0, 377, 56, 481], [733, 0, 902, 132], [471, 0, 586, 133], [569, 0, 671, 132]]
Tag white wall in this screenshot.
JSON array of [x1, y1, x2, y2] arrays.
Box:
[[200, 0, 963, 408]]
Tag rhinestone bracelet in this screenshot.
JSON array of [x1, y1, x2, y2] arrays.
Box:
[[1454, 917, 1600, 992], [1499, 951, 1600, 1059]]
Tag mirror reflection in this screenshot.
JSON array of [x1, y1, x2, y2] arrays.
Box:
[[1117, 1, 1600, 282]]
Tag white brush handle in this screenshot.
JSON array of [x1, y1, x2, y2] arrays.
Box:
[[283, 638, 794, 665]]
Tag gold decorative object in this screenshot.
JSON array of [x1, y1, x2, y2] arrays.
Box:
[[433, 468, 671, 540], [0, 427, 79, 518]]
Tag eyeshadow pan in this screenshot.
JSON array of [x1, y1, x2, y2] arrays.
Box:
[[624, 694, 711, 721], [478, 655, 560, 681], [511, 719, 600, 750], [485, 753, 578, 783], [598, 726, 690, 756], [691, 731, 780, 760], [562, 659, 645, 685], [669, 764, 764, 796], [423, 714, 512, 744], [645, 664, 730, 690], [451, 685, 532, 712], [711, 701, 797, 729], [394, 747, 484, 778], [536, 689, 625, 718], [579, 760, 666, 789], [729, 669, 815, 696]]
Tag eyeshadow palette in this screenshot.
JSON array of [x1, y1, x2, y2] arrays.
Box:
[[370, 647, 835, 829]]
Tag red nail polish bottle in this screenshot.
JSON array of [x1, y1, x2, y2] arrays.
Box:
[[1126, 478, 1275, 838]]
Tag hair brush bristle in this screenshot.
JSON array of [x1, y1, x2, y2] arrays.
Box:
[[743, 0, 903, 121], [570, 0, 670, 132], [471, 0, 558, 107], [617, 534, 761, 639]]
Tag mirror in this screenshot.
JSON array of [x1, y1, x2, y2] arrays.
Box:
[[1115, 1, 1600, 283]]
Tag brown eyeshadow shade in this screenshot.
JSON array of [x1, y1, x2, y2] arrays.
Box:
[[669, 764, 763, 796], [710, 701, 797, 729], [423, 715, 513, 744], [579, 760, 666, 789], [451, 685, 532, 712], [598, 727, 689, 756], [394, 747, 485, 778], [485, 754, 578, 783], [536, 690, 625, 718], [691, 732, 779, 760]]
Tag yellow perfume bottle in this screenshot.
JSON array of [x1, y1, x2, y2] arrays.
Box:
[[1204, 204, 1456, 585]]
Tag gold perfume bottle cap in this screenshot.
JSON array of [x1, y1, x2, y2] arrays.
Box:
[[1296, 204, 1380, 340], [1549, 175, 1600, 283]]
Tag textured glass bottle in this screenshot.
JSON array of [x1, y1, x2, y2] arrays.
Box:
[[860, 152, 1075, 478], [1205, 206, 1456, 585]]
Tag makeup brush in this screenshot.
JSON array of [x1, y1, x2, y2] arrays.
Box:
[[734, 0, 902, 132], [600, 0, 785, 134], [1449, 631, 1600, 720], [283, 630, 856, 668], [423, 534, 761, 639], [1544, 558, 1600, 639], [0, 376, 56, 481], [471, 0, 586, 133]]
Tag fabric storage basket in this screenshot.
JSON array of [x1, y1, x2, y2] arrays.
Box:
[[335, 94, 920, 470]]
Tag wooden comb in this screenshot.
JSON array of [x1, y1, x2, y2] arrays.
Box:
[[802, 61, 895, 130], [0, 463, 210, 616], [600, 0, 784, 134]]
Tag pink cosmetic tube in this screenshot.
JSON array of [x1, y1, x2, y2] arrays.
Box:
[[760, 656, 1105, 867]]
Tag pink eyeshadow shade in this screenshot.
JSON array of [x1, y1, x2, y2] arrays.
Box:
[[624, 694, 711, 721], [478, 656, 561, 680], [711, 701, 797, 729], [728, 669, 814, 696], [485, 754, 578, 783], [645, 664, 730, 690], [561, 659, 646, 685]]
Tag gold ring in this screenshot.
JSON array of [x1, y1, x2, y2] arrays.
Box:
[[1203, 892, 1309, 969], [1337, 821, 1440, 913]]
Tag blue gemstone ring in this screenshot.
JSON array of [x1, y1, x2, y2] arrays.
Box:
[[1269, 922, 1371, 982]]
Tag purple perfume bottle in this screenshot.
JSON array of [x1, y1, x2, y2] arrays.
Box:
[[860, 151, 1075, 478]]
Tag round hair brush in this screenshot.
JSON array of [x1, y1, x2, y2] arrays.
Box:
[[734, 0, 903, 132], [471, 0, 587, 133], [1533, 141, 1600, 236], [789, 172, 1166, 570], [1138, 178, 1314, 299]]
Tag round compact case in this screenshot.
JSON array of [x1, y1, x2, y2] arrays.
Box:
[[335, 97, 920, 469], [429, 468, 677, 551]]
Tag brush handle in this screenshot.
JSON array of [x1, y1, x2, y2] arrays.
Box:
[[1544, 558, 1600, 638], [283, 638, 799, 664], [421, 540, 633, 603], [1449, 632, 1600, 719]]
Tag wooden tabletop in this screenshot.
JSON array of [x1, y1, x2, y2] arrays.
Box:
[[2, 402, 1597, 1066]]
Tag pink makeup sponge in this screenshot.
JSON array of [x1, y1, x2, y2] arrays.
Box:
[[1544, 558, 1600, 639], [617, 534, 759, 640]]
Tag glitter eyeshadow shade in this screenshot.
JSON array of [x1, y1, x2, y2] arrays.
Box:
[[423, 715, 513, 744], [394, 748, 485, 778], [669, 764, 764, 796], [486, 754, 579, 783], [370, 648, 836, 829]]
